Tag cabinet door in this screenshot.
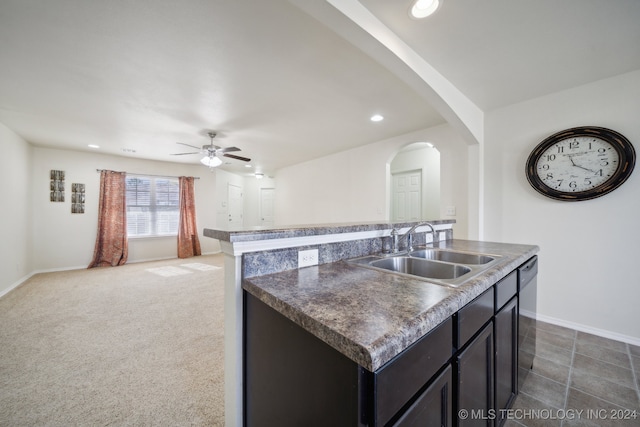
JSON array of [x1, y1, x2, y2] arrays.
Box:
[[495, 297, 518, 427], [393, 365, 452, 427], [456, 288, 494, 349], [456, 322, 494, 427], [375, 318, 453, 426]]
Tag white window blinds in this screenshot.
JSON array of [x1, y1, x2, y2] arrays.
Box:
[[125, 176, 179, 237]]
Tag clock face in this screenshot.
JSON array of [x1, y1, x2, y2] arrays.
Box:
[[535, 136, 619, 193], [526, 127, 635, 201]]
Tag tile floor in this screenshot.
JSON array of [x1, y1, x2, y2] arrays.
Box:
[[505, 321, 640, 427]]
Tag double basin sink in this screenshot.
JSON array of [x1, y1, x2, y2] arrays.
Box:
[[346, 248, 500, 287]]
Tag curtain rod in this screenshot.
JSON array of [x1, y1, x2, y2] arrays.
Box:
[[96, 169, 200, 179]]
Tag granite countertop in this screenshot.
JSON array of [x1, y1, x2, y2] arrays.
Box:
[[204, 219, 455, 243], [242, 239, 539, 372]]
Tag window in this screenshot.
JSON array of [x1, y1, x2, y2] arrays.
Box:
[[126, 176, 179, 237]]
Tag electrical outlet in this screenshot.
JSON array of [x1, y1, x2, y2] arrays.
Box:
[[298, 249, 319, 268], [426, 232, 434, 244]]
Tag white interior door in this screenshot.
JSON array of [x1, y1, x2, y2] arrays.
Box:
[[259, 188, 275, 227], [392, 170, 422, 222], [228, 184, 243, 229]]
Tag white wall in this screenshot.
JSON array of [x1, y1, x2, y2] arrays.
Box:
[[484, 70, 640, 341], [275, 149, 383, 224], [274, 124, 469, 236], [31, 146, 221, 271], [274, 142, 386, 225], [0, 123, 33, 297]]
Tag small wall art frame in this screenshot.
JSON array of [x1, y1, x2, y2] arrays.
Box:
[[71, 183, 85, 214], [50, 170, 65, 202]]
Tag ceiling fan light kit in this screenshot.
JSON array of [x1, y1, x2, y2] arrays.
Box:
[[201, 156, 222, 168], [172, 131, 251, 169]]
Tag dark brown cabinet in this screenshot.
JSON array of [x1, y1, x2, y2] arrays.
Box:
[[374, 318, 453, 426], [244, 259, 537, 426], [244, 292, 453, 427], [455, 288, 494, 348], [393, 365, 452, 427], [494, 297, 518, 427], [456, 322, 494, 427]]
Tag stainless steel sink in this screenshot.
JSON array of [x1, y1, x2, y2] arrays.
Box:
[[408, 249, 496, 265], [370, 257, 471, 280], [346, 248, 501, 287]]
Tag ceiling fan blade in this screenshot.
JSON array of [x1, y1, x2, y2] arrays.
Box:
[[224, 153, 251, 162], [171, 152, 201, 155], [176, 142, 203, 150], [219, 146, 241, 153]]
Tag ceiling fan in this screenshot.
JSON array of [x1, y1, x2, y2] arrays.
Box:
[[171, 131, 251, 168]]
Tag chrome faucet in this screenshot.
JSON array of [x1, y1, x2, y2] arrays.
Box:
[[390, 222, 437, 253]]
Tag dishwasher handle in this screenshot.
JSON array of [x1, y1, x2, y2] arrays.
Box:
[[518, 255, 538, 290]]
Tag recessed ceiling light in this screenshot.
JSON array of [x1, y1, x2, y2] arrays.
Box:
[[245, 164, 252, 168], [410, 0, 441, 19], [370, 114, 384, 122], [88, 144, 100, 149]]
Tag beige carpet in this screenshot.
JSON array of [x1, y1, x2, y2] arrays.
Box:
[[0, 254, 225, 426]]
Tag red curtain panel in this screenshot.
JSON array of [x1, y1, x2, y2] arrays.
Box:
[[177, 176, 202, 259], [88, 171, 128, 268]]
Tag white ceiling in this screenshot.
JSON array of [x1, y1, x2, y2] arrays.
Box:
[[1, 0, 639, 176]]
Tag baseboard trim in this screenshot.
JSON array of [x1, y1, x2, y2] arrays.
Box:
[[1, 251, 224, 300], [127, 251, 222, 265], [32, 251, 224, 274], [35, 265, 89, 273], [531, 311, 640, 347], [0, 272, 37, 300]]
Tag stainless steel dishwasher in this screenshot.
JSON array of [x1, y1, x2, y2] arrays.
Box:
[[518, 255, 538, 390]]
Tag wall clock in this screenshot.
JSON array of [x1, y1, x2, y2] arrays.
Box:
[[526, 126, 635, 201]]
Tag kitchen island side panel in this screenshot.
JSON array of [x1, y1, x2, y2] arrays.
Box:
[[244, 293, 367, 427]]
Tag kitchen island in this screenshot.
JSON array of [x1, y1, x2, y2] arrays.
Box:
[[204, 221, 538, 426]]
